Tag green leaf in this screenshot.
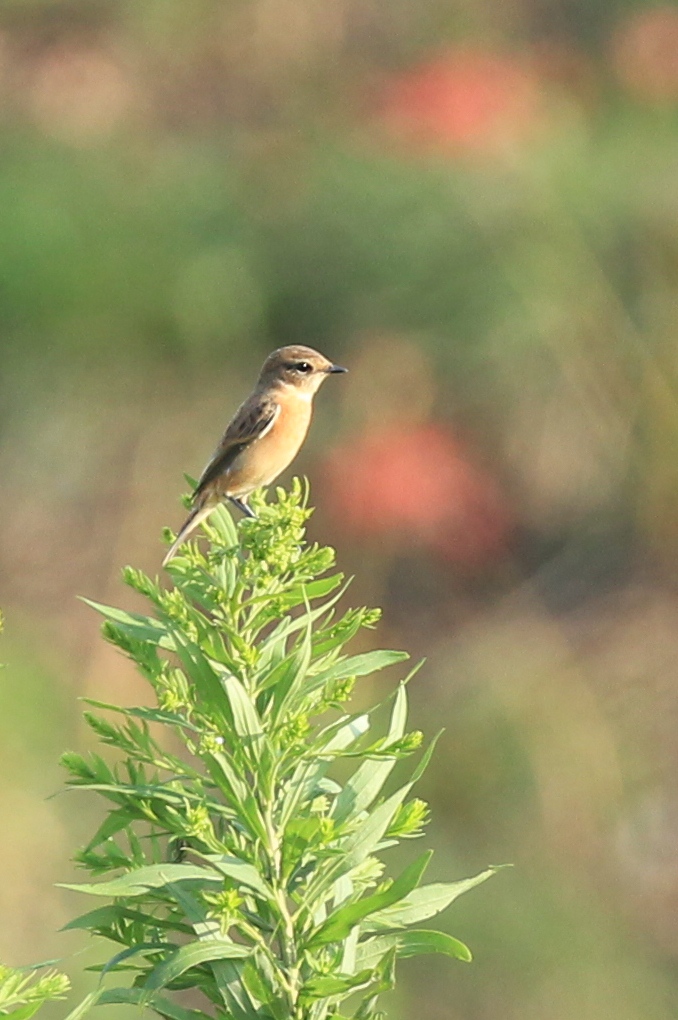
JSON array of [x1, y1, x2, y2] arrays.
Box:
[[257, 592, 316, 715], [98, 987, 212, 1020], [355, 929, 472, 969], [341, 924, 360, 977], [311, 611, 367, 660], [299, 969, 374, 1003], [81, 700, 202, 733], [333, 684, 408, 824], [339, 784, 411, 870], [62, 904, 192, 935], [61, 990, 104, 1020], [82, 808, 135, 853], [167, 884, 258, 1020], [58, 863, 223, 898], [201, 854, 272, 900], [410, 729, 443, 784], [268, 610, 314, 716], [61, 905, 122, 932], [203, 752, 267, 841], [278, 759, 327, 832], [307, 851, 432, 948], [322, 714, 370, 753], [254, 575, 344, 618], [363, 867, 499, 931], [303, 782, 413, 909], [7, 1004, 42, 1020], [204, 750, 250, 804], [307, 650, 409, 695], [81, 600, 171, 649], [371, 944, 397, 993], [256, 576, 348, 663], [222, 675, 263, 744], [241, 953, 288, 1020], [61, 782, 216, 818], [170, 630, 233, 731], [240, 960, 270, 1006], [143, 940, 251, 992], [351, 944, 397, 1015], [207, 503, 238, 547], [101, 941, 167, 979]]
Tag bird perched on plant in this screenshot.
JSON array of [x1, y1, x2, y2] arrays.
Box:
[[163, 345, 347, 566]]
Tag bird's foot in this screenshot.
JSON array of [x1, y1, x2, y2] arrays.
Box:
[[229, 497, 256, 518]]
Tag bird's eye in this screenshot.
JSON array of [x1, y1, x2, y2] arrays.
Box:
[[295, 361, 313, 373]]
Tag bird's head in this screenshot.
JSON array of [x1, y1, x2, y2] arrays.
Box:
[[259, 345, 348, 395]]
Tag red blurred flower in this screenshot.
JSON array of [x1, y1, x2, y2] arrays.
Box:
[[323, 424, 512, 569], [378, 48, 542, 153], [612, 7, 678, 103]]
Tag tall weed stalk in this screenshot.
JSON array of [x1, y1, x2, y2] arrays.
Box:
[[60, 482, 496, 1020]]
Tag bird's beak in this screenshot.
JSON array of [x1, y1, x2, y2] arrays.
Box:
[[328, 364, 348, 374]]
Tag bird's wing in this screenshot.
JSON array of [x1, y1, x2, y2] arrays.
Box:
[[193, 394, 280, 499]]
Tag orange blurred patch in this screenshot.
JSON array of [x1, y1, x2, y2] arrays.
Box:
[[323, 424, 512, 568], [378, 48, 543, 154]]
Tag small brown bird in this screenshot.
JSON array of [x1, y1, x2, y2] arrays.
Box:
[[163, 345, 347, 566]]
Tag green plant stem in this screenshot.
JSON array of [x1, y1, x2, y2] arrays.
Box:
[[263, 788, 301, 1010]]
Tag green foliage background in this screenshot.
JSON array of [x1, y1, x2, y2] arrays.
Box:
[[2, 1, 678, 1018]]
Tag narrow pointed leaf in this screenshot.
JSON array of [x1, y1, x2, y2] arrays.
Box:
[[270, 607, 314, 715], [167, 883, 258, 1020], [340, 784, 412, 871], [305, 650, 409, 697], [257, 578, 352, 661], [410, 730, 443, 784], [207, 503, 238, 546], [170, 631, 233, 730], [356, 929, 472, 969], [341, 926, 360, 977], [278, 760, 321, 830], [98, 987, 212, 1020], [143, 941, 251, 992], [334, 684, 408, 824], [308, 851, 432, 948], [363, 867, 499, 931], [80, 600, 171, 648], [303, 783, 412, 908], [259, 592, 316, 713], [58, 863, 222, 898], [81, 700, 202, 733], [204, 751, 267, 841], [202, 854, 272, 900], [61, 905, 123, 932], [300, 969, 373, 1002], [62, 904, 192, 935], [61, 990, 104, 1020], [252, 575, 343, 619], [323, 714, 370, 753], [82, 808, 135, 853], [223, 675, 263, 744], [8, 1004, 43, 1020], [101, 941, 167, 979]]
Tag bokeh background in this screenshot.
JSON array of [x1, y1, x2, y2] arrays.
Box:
[[3, 0, 678, 1017]]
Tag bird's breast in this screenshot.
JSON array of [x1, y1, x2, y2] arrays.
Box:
[[225, 392, 313, 495]]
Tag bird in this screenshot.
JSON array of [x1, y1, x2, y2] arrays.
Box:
[[163, 345, 347, 566]]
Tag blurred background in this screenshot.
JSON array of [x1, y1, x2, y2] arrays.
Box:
[[2, 0, 678, 1017]]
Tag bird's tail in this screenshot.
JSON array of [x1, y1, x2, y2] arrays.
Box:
[[162, 502, 214, 567]]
